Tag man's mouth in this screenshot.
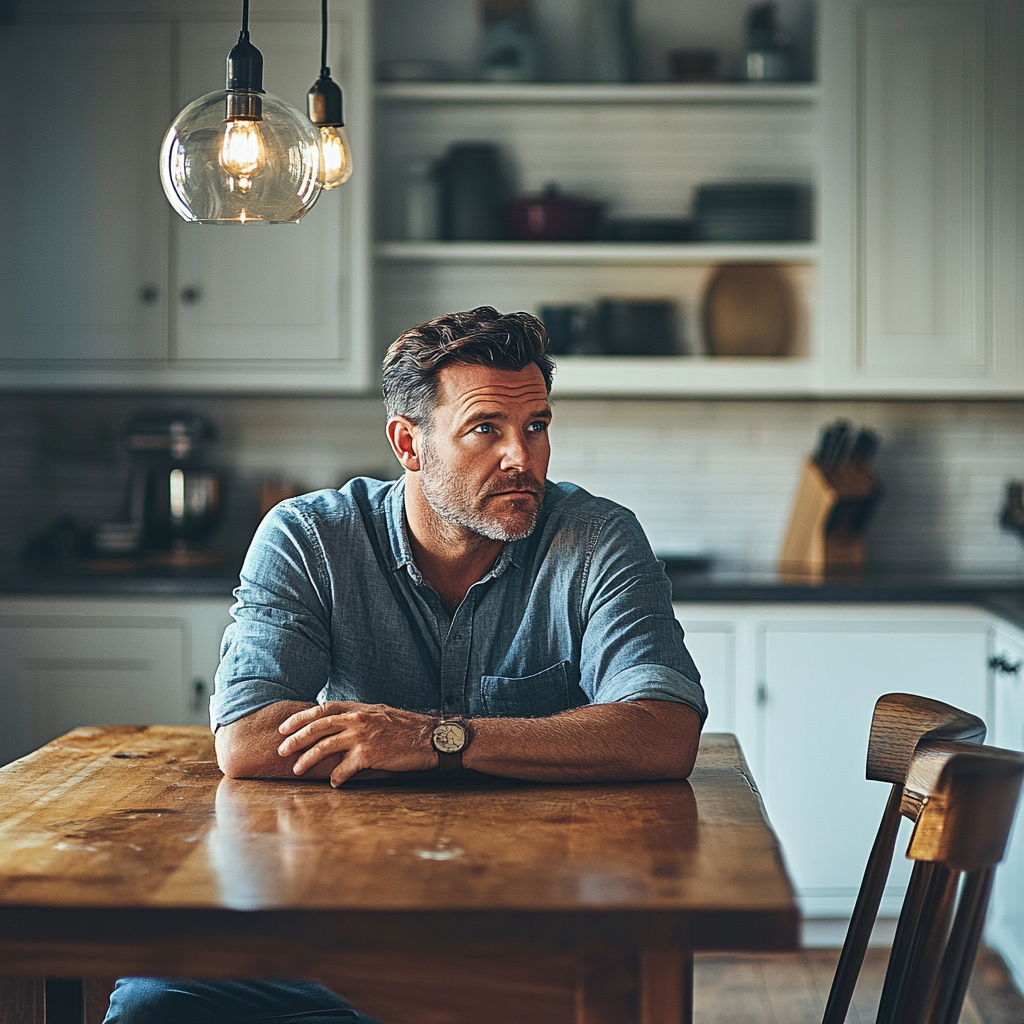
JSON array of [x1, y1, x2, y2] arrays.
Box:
[[485, 476, 543, 500]]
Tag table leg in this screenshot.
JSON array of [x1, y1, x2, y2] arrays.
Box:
[[639, 949, 693, 1024], [0, 978, 45, 1024], [83, 978, 116, 1024], [575, 951, 640, 1024]]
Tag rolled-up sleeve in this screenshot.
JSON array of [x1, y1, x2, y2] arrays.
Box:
[[211, 501, 333, 730], [578, 510, 707, 724]]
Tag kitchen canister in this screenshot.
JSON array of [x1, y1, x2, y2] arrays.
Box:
[[436, 143, 507, 241], [580, 0, 634, 82], [403, 159, 440, 241]]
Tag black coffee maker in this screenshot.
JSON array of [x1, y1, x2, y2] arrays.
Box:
[[125, 414, 223, 556]]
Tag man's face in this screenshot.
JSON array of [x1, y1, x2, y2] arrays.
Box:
[[416, 362, 551, 543]]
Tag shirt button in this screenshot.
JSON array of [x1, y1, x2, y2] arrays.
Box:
[[451, 633, 462, 642]]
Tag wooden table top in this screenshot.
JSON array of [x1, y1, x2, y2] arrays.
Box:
[[0, 727, 798, 973]]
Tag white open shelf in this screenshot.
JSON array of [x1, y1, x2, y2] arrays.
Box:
[[549, 354, 817, 396], [375, 241, 821, 264], [375, 81, 820, 105]]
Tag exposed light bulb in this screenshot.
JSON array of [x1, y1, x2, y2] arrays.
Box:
[[307, 2, 353, 191], [219, 119, 266, 179], [158, 5, 324, 224], [318, 125, 352, 188]]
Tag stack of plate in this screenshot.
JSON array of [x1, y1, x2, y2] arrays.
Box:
[[693, 183, 811, 242]]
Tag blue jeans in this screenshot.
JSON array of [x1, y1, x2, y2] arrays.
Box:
[[102, 978, 384, 1024]]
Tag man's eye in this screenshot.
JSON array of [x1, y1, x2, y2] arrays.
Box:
[[473, 423, 493, 434], [529, 421, 549, 432]]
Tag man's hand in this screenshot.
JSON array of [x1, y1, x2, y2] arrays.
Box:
[[277, 702, 438, 787]]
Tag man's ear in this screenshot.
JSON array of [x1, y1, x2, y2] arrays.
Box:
[[386, 416, 422, 472]]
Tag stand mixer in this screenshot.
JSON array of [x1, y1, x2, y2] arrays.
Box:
[[124, 414, 223, 562]]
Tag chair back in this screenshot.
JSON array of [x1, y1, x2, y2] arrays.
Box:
[[876, 742, 1024, 1024], [822, 694, 987, 1024]]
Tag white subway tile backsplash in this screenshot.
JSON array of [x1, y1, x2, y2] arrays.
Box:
[[2, 394, 1023, 574]]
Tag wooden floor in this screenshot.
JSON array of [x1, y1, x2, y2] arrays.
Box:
[[693, 948, 1024, 1024]]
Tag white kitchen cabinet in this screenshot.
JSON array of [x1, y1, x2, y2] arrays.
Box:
[[986, 617, 1024, 994], [674, 602, 994, 917], [0, 596, 232, 766], [819, 0, 1024, 395], [675, 616, 737, 734], [756, 607, 991, 917], [0, 23, 172, 364], [0, 1, 371, 391]]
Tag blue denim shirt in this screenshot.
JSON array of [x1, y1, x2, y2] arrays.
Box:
[[212, 477, 706, 729]]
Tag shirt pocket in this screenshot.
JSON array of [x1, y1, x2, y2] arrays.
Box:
[[481, 660, 572, 718]]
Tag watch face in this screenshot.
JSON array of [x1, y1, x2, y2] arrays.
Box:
[[433, 721, 467, 754]]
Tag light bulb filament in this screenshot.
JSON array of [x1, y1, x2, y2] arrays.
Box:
[[219, 119, 266, 178]]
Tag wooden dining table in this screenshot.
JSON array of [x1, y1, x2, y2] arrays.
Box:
[[0, 726, 798, 1024]]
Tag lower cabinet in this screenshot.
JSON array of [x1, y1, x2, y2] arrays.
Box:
[[674, 603, 994, 919], [987, 618, 1024, 993], [0, 596, 233, 766]]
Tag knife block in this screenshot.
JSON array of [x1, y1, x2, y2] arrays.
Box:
[[779, 460, 881, 578]]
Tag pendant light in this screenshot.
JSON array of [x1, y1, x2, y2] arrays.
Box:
[[159, 0, 323, 224], [307, 0, 353, 189]]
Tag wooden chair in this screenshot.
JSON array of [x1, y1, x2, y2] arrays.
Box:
[[822, 693, 986, 1024], [874, 740, 1024, 1024]]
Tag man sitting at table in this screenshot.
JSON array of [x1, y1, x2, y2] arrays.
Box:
[[105, 306, 706, 1024]]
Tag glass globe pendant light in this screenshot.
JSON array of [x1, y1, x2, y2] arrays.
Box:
[[307, 0, 353, 189], [159, 0, 323, 224]]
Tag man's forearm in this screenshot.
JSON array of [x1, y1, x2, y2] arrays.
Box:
[[221, 697, 702, 784], [464, 700, 701, 782], [216, 701, 343, 779]]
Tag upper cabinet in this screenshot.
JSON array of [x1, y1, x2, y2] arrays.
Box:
[[0, 1, 371, 391], [819, 0, 1024, 396], [1, 0, 1020, 396]]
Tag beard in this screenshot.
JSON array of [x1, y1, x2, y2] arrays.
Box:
[[418, 440, 545, 543]]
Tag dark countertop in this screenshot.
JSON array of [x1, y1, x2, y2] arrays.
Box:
[[0, 563, 241, 599], [662, 560, 1024, 603], [662, 560, 1024, 630], [3, 559, 1024, 630]]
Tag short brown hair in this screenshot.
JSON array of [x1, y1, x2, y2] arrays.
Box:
[[382, 306, 555, 424]]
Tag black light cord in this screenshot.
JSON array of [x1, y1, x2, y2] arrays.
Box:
[[321, 0, 330, 77], [240, 0, 250, 38]]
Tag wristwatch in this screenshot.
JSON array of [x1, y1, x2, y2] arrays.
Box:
[[431, 716, 471, 772]]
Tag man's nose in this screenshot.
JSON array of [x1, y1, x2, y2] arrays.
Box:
[[499, 430, 532, 472]]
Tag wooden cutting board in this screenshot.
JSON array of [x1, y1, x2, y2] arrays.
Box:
[[702, 264, 795, 357]]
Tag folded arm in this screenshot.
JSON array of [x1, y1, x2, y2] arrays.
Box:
[[216, 697, 701, 786]]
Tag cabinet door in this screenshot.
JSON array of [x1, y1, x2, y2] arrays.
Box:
[[860, 4, 987, 378], [0, 615, 190, 766], [173, 19, 357, 372], [757, 617, 990, 916], [674, 614, 736, 734], [988, 623, 1024, 991], [0, 23, 170, 364]]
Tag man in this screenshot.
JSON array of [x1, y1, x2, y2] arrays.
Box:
[[105, 307, 705, 1024]]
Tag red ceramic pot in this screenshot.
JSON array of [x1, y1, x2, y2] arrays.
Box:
[[506, 185, 602, 241]]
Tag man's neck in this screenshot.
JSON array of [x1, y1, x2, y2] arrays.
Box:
[[402, 478, 504, 613]]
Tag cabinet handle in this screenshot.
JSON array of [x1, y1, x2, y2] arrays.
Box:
[[138, 285, 159, 305], [180, 286, 202, 305], [989, 655, 1022, 675], [191, 677, 208, 714]]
